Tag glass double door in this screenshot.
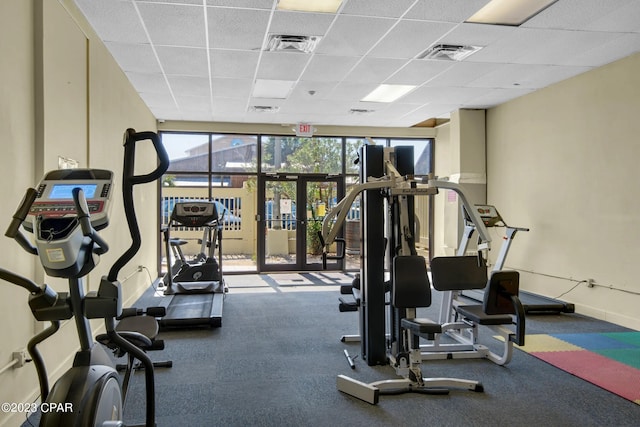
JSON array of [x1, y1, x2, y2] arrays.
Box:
[[258, 175, 344, 271]]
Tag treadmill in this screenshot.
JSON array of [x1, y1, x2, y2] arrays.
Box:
[[159, 201, 225, 328], [459, 205, 574, 314]]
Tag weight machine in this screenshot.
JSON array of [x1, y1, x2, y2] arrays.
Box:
[[320, 145, 496, 403]]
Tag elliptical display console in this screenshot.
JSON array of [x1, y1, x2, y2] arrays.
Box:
[[27, 169, 114, 230], [24, 169, 114, 278]]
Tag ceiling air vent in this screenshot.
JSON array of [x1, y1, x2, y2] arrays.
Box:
[[248, 105, 280, 113], [265, 34, 321, 53], [349, 108, 375, 115], [418, 44, 482, 61]]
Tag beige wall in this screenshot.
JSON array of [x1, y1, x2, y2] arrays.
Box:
[[0, 2, 38, 425], [435, 54, 640, 329], [485, 53, 640, 329], [0, 1, 158, 426], [434, 109, 487, 256]]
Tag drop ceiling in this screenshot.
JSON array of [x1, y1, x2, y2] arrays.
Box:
[[73, 0, 640, 127]]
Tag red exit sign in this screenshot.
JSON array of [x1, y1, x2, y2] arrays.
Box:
[[296, 122, 314, 137]]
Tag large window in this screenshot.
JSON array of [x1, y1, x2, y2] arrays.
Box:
[[164, 133, 209, 173], [390, 139, 432, 176], [159, 131, 433, 274], [261, 136, 343, 174]]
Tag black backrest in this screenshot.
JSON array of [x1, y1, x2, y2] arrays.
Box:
[[392, 255, 431, 309], [430, 256, 488, 292], [483, 270, 520, 315]]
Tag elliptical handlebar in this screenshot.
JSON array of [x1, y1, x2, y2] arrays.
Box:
[[123, 128, 170, 185], [102, 128, 168, 427], [72, 187, 109, 255], [108, 129, 169, 282], [4, 188, 38, 255]]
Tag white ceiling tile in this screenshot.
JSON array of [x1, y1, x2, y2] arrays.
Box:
[[105, 42, 162, 73], [561, 34, 640, 68], [424, 61, 502, 87], [369, 20, 456, 59], [373, 102, 425, 117], [585, 2, 640, 32], [167, 75, 210, 97], [468, 63, 591, 90], [288, 81, 338, 100], [401, 86, 490, 105], [137, 2, 206, 47], [300, 55, 360, 82], [341, 0, 417, 18], [342, 57, 407, 83], [126, 72, 169, 93], [325, 82, 378, 101], [210, 49, 260, 79], [524, 0, 637, 31], [212, 98, 248, 115], [256, 51, 310, 80], [466, 87, 535, 109], [77, 0, 640, 126], [315, 15, 395, 56], [467, 63, 549, 88], [206, 0, 273, 8], [75, 0, 148, 43], [211, 78, 253, 98], [468, 28, 557, 64], [397, 104, 462, 124], [176, 95, 212, 112], [152, 107, 183, 121], [385, 60, 453, 85], [142, 0, 202, 5], [279, 99, 352, 115], [512, 30, 622, 66], [155, 46, 209, 76], [518, 65, 592, 89], [140, 92, 177, 108], [207, 7, 271, 50]]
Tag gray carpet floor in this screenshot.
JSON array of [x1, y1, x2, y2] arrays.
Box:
[[111, 272, 640, 427]]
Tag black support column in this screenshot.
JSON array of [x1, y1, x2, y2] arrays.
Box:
[[359, 145, 386, 365]]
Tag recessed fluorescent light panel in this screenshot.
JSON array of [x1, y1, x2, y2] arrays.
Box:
[[277, 0, 343, 13], [252, 79, 296, 99], [361, 84, 416, 103], [467, 0, 558, 26]]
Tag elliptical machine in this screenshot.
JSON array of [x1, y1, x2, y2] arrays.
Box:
[[0, 129, 169, 426]]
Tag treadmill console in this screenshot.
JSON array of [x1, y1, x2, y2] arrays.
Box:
[[171, 201, 219, 227], [25, 169, 114, 232], [465, 205, 504, 228]]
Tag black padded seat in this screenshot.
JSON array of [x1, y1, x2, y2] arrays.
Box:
[[401, 318, 442, 335], [117, 315, 159, 341], [430, 256, 488, 291], [96, 308, 165, 354], [455, 305, 512, 326], [169, 238, 188, 246]]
